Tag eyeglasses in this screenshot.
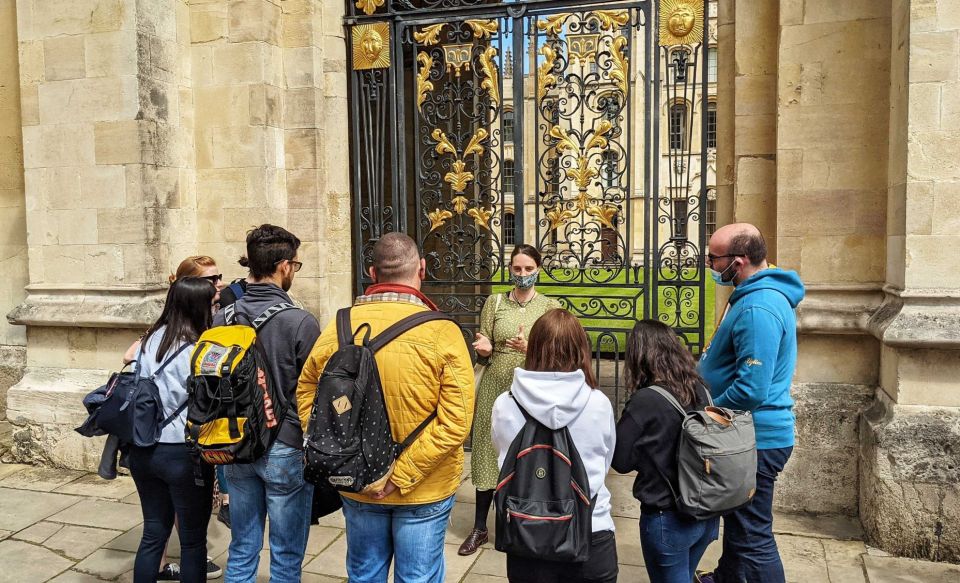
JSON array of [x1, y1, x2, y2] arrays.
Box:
[[201, 274, 223, 283], [706, 253, 741, 263], [275, 259, 303, 272]]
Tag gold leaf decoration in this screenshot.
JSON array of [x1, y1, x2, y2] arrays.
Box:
[[445, 160, 474, 192], [591, 10, 630, 31], [610, 36, 629, 96], [463, 128, 489, 157], [546, 206, 576, 231], [566, 157, 599, 194], [416, 52, 434, 113], [451, 196, 468, 215], [659, 0, 704, 46], [431, 129, 457, 156], [537, 44, 559, 101], [467, 207, 493, 230], [587, 204, 618, 229], [466, 19, 498, 39], [428, 208, 453, 233], [478, 46, 500, 107], [586, 119, 613, 151], [568, 34, 599, 65], [549, 125, 579, 154], [414, 23, 446, 46], [355, 0, 384, 16], [352, 23, 391, 70], [536, 13, 569, 36]]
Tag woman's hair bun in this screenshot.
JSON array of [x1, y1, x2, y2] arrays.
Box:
[[238, 255, 249, 268]]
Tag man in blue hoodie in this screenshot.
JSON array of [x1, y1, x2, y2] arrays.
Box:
[[696, 223, 805, 583]]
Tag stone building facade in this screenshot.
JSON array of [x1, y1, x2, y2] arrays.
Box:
[[0, 0, 957, 564]]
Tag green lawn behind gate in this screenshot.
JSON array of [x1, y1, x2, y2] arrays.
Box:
[[492, 269, 717, 354]]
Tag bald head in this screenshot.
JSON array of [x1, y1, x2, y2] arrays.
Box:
[[709, 222, 767, 267], [371, 233, 423, 284]]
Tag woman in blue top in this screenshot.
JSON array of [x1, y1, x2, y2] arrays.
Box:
[[128, 277, 216, 583]]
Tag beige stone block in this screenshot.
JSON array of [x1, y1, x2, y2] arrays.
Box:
[[194, 86, 250, 129], [780, 0, 804, 26], [284, 128, 318, 168], [196, 207, 225, 244], [932, 181, 960, 234], [42, 166, 82, 210], [39, 77, 139, 124], [287, 168, 318, 208], [940, 81, 960, 131], [30, 0, 130, 37], [283, 87, 317, 128], [229, 0, 281, 44], [0, 163, 25, 192], [799, 146, 888, 192], [223, 208, 286, 242], [735, 156, 775, 195], [799, 234, 885, 284], [18, 40, 44, 85], [137, 0, 176, 40], [904, 234, 960, 288], [19, 84, 39, 126], [38, 244, 84, 284], [778, 104, 886, 151], [191, 45, 214, 87], [282, 8, 314, 48], [190, 4, 227, 43], [734, 0, 777, 76], [939, 0, 960, 30], [733, 113, 775, 156], [84, 244, 125, 284], [910, 31, 959, 83], [801, 0, 888, 24], [51, 209, 97, 245], [79, 165, 126, 209], [885, 234, 906, 289], [904, 181, 934, 235], [895, 348, 960, 407], [97, 208, 149, 244], [249, 83, 282, 127], [43, 36, 85, 81], [210, 126, 266, 168], [907, 0, 937, 33], [125, 164, 181, 208], [283, 46, 317, 88], [196, 167, 265, 209], [908, 130, 960, 181], [212, 42, 266, 85], [121, 243, 166, 284], [324, 65, 348, 99], [321, 0, 346, 38], [144, 35, 178, 84], [94, 120, 143, 165]]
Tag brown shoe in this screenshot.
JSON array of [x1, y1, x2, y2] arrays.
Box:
[[458, 528, 488, 556]]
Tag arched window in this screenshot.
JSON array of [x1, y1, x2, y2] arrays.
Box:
[[669, 103, 687, 150], [502, 159, 515, 194], [503, 109, 514, 142], [706, 102, 717, 149], [504, 211, 516, 246]]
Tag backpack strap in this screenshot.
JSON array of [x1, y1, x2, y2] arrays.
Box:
[[149, 342, 191, 379], [223, 304, 236, 325], [368, 311, 457, 353], [226, 302, 295, 330], [647, 385, 689, 417], [336, 308, 352, 347], [398, 410, 438, 451], [228, 281, 245, 301], [159, 400, 188, 430]]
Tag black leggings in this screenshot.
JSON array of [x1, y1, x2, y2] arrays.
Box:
[[507, 530, 619, 583], [475, 488, 495, 530], [128, 443, 213, 583]]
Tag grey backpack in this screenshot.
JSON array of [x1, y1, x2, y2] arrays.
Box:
[[649, 385, 757, 520]]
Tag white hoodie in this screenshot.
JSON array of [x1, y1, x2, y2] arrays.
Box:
[[491, 368, 617, 533]]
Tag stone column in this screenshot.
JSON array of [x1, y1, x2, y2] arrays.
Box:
[[0, 0, 28, 425], [860, 0, 960, 562], [6, 0, 195, 468]]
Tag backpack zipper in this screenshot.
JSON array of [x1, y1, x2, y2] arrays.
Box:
[[507, 510, 573, 523]]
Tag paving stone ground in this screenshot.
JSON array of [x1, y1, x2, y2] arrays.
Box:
[[0, 459, 956, 583]]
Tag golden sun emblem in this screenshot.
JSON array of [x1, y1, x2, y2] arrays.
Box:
[[352, 23, 390, 70], [659, 0, 704, 46]]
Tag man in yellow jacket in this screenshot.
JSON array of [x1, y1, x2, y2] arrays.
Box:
[[297, 232, 474, 583]]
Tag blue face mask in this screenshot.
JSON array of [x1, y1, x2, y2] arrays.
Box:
[[710, 262, 737, 287], [512, 270, 539, 289]]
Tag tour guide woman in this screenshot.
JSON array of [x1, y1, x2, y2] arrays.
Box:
[[458, 244, 561, 556]]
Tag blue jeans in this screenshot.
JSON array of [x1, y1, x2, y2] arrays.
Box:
[[223, 442, 314, 583], [217, 465, 229, 495], [341, 494, 455, 583], [640, 510, 719, 583], [715, 446, 793, 583], [128, 443, 213, 583]]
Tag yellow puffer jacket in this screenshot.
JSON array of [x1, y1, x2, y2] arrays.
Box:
[[296, 298, 474, 505]]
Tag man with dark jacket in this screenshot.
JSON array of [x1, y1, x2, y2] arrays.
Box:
[[214, 224, 321, 583], [696, 223, 805, 583]]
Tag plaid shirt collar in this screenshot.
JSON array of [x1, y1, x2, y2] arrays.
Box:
[[354, 292, 428, 309]]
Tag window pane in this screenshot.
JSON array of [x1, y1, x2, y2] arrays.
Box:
[[706, 103, 717, 149], [669, 104, 686, 150], [504, 212, 515, 246], [503, 110, 514, 142], [503, 160, 514, 193], [706, 198, 717, 239], [708, 48, 718, 83]]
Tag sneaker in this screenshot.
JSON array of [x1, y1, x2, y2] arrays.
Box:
[[157, 562, 180, 581], [695, 572, 716, 583], [216, 503, 230, 529], [206, 557, 223, 579]]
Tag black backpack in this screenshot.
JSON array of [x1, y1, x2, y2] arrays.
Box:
[[494, 396, 594, 563], [303, 308, 457, 493], [185, 303, 293, 464], [84, 344, 191, 447]]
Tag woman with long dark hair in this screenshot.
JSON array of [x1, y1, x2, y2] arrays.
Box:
[[491, 309, 618, 583], [460, 244, 561, 555], [612, 320, 720, 583], [128, 277, 217, 583]]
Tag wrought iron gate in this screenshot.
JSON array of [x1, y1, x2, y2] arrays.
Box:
[[345, 0, 711, 409]]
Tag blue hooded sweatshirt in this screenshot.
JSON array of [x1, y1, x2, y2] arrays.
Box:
[[698, 267, 805, 449]]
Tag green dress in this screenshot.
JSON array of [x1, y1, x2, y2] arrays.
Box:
[[471, 291, 562, 491]]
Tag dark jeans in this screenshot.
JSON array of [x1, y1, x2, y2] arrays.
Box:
[[715, 446, 793, 583], [639, 510, 720, 583], [129, 443, 213, 583], [506, 530, 618, 583]]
